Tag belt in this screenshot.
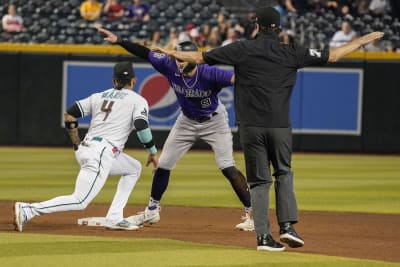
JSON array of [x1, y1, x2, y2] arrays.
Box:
[[188, 112, 218, 123]]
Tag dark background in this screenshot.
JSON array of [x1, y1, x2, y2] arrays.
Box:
[[1, 52, 399, 153]]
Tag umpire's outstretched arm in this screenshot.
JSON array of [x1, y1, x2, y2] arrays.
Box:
[[328, 31, 384, 62], [156, 31, 384, 64]]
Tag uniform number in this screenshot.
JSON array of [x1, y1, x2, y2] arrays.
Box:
[[101, 100, 115, 121]]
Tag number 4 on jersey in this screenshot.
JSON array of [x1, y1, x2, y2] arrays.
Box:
[[101, 100, 114, 121]]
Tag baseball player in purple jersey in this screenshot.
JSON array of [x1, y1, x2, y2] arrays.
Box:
[[98, 27, 254, 231], [13, 62, 158, 232]]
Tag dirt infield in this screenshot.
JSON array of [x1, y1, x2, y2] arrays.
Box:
[[1, 201, 398, 262]]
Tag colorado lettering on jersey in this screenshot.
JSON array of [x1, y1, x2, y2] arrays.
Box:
[[153, 52, 166, 59], [171, 82, 212, 98], [101, 91, 128, 99]]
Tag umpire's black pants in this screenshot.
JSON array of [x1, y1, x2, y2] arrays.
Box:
[[239, 126, 298, 236]]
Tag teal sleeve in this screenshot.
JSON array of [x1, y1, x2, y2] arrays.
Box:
[[136, 128, 157, 155]]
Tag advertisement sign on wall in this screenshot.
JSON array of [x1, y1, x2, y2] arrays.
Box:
[[63, 61, 362, 135]]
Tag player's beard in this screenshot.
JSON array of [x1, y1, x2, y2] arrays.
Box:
[[177, 62, 197, 75]]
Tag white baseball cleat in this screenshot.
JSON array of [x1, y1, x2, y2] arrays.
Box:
[[127, 206, 161, 226], [235, 213, 254, 231], [104, 219, 139, 231], [14, 202, 28, 232]]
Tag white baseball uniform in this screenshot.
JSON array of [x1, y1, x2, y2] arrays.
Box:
[[24, 87, 149, 225]]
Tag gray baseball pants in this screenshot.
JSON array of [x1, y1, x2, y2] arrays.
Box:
[[158, 103, 235, 170], [239, 126, 298, 236]]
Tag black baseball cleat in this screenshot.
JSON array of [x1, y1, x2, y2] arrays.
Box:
[[257, 234, 285, 251], [279, 223, 304, 248]]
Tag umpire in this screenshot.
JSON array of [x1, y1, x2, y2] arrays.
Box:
[[159, 6, 383, 251]]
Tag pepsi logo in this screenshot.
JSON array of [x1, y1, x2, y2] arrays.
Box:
[[138, 73, 180, 122]]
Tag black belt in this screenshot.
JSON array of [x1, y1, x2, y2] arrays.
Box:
[[187, 112, 218, 123]]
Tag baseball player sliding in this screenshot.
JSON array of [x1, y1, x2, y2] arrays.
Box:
[[14, 62, 158, 232], [98, 27, 254, 231]]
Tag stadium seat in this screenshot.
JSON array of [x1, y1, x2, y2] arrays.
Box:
[[174, 2, 185, 12], [148, 8, 160, 19], [147, 20, 159, 32], [128, 22, 142, 33], [191, 2, 203, 13], [199, 0, 212, 5], [47, 26, 60, 36], [156, 2, 168, 11], [372, 18, 384, 31], [138, 29, 149, 39], [165, 6, 176, 19], [39, 18, 51, 27], [92, 35, 104, 44], [46, 36, 58, 44], [156, 16, 168, 26], [209, 2, 221, 14], [200, 7, 212, 20], [182, 7, 195, 20], [362, 24, 373, 35], [147, 0, 158, 4], [66, 27, 77, 36], [75, 35, 85, 44]]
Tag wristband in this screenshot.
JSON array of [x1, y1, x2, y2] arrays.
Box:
[[148, 146, 157, 155], [65, 120, 78, 129]]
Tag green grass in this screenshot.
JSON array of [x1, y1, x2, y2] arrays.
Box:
[[0, 147, 399, 214], [1, 147, 400, 266], [1, 233, 398, 267]]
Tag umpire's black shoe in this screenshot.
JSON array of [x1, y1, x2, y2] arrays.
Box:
[[279, 222, 304, 248], [257, 234, 285, 251]]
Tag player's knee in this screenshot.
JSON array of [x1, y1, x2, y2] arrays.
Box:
[[73, 199, 90, 210], [71, 193, 91, 210], [130, 160, 142, 177], [217, 158, 235, 171]]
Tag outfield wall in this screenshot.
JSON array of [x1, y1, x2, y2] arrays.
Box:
[[0, 51, 399, 153]]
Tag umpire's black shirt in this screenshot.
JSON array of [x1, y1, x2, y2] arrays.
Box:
[[203, 31, 329, 127]]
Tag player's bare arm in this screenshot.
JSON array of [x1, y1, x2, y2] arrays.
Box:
[[64, 112, 80, 150], [153, 47, 205, 64], [328, 31, 384, 62]]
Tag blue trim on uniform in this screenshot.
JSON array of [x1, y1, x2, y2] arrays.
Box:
[[36, 147, 107, 210]]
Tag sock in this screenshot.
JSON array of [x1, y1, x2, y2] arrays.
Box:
[[221, 166, 252, 208], [245, 207, 253, 215], [149, 167, 170, 206], [148, 197, 160, 210]]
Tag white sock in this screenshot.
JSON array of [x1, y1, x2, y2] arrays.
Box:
[[148, 197, 160, 210]]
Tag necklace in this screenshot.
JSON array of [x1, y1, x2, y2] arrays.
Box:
[[181, 68, 198, 89]]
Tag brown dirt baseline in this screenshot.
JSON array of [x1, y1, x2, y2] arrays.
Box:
[[1, 201, 398, 262]]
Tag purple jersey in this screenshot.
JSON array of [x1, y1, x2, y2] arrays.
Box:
[[148, 51, 233, 119]]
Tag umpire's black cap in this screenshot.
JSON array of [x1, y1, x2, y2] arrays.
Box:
[[113, 61, 135, 79], [256, 6, 280, 28]]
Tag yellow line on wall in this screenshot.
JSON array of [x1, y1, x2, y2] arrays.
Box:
[[0, 43, 399, 60], [0, 43, 131, 55]]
